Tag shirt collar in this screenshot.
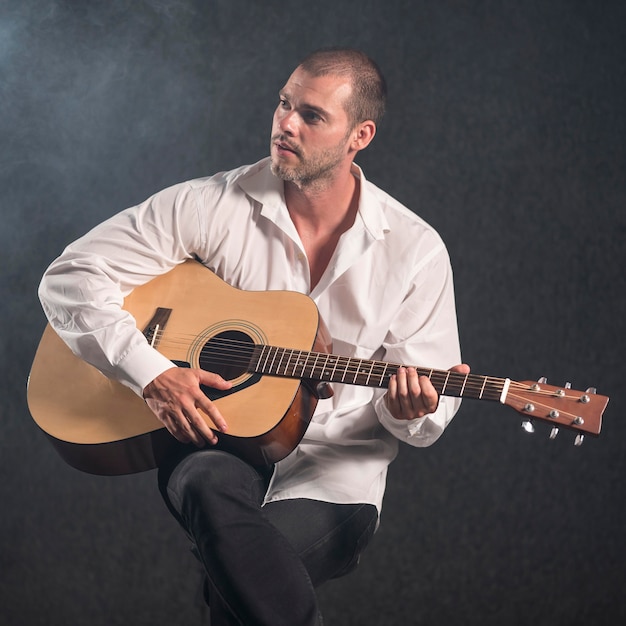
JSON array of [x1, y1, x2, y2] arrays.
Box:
[[238, 157, 390, 240], [350, 162, 390, 240]]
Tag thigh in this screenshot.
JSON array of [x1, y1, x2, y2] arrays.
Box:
[[263, 499, 378, 587], [157, 447, 272, 529]]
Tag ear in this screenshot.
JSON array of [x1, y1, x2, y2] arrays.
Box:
[[350, 120, 377, 152]]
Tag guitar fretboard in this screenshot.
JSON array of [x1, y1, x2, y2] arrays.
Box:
[[251, 345, 506, 402]]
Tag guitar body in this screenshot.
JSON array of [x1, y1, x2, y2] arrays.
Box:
[[27, 261, 329, 474]]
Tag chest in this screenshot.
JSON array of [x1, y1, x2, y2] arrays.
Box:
[[300, 231, 343, 290]]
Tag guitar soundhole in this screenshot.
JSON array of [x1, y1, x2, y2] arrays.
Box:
[[199, 330, 255, 381]]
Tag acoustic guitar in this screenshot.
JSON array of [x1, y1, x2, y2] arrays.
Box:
[[27, 260, 608, 474]]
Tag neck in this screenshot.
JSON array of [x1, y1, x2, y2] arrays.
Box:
[[284, 163, 360, 290], [284, 162, 358, 234]]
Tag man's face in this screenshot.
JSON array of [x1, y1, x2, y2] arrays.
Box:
[[270, 67, 355, 188]]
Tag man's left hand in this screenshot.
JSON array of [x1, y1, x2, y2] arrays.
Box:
[[384, 363, 471, 420]]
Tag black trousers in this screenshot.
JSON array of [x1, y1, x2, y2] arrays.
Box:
[[158, 447, 378, 625]]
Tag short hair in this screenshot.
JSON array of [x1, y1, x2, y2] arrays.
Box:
[[297, 48, 387, 128]]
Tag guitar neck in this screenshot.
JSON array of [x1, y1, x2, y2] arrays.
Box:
[[252, 345, 506, 402]]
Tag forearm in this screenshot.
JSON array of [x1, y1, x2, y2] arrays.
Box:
[[373, 247, 464, 445], [38, 183, 201, 394], [38, 250, 176, 395]]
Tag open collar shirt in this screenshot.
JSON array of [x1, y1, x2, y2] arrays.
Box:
[[39, 157, 463, 513]]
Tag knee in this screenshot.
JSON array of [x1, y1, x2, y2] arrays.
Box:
[[169, 450, 239, 494], [160, 449, 267, 514]]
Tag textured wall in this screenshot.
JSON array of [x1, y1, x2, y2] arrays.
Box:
[[2, 1, 625, 624]]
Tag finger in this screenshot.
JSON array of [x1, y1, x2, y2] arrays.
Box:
[[161, 408, 198, 445], [385, 371, 400, 414], [184, 402, 221, 446], [197, 370, 233, 391], [405, 367, 421, 400], [166, 387, 220, 447], [406, 368, 439, 417], [396, 367, 416, 415], [143, 395, 197, 445], [184, 411, 219, 447], [417, 375, 439, 414], [195, 370, 231, 434]]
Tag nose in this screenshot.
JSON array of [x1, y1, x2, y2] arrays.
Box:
[[276, 108, 298, 136]]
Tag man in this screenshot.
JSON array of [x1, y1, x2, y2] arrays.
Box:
[[39, 48, 469, 625]]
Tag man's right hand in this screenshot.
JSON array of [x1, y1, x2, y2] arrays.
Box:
[[143, 367, 232, 447]]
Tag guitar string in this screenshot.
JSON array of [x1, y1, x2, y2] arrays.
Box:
[[146, 328, 494, 382], [144, 330, 585, 397], [146, 330, 499, 387], [140, 331, 599, 429], [144, 328, 573, 394], [504, 391, 589, 422], [149, 333, 575, 399], [143, 330, 578, 398], [142, 331, 600, 429]]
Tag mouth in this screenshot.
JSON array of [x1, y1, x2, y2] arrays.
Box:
[[273, 136, 300, 158]]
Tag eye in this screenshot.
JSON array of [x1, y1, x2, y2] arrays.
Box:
[[302, 110, 322, 124], [278, 96, 290, 109]]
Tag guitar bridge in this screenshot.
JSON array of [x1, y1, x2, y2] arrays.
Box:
[[143, 307, 172, 349]]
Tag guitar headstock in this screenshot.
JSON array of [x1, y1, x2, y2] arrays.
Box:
[[503, 378, 608, 445]]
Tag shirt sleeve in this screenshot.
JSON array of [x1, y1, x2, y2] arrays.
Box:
[[373, 241, 463, 447], [37, 182, 205, 396]]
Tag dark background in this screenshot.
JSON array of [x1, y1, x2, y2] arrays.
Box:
[[2, 1, 624, 624]]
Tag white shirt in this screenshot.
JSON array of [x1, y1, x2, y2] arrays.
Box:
[[39, 158, 463, 513]]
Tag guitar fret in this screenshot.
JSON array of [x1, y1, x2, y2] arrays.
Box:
[[268, 346, 280, 374], [428, 369, 446, 393], [283, 349, 295, 376], [353, 359, 364, 384], [340, 358, 348, 382], [444, 372, 466, 397], [276, 348, 286, 375], [459, 373, 468, 397], [255, 345, 268, 372], [284, 350, 294, 376], [376, 363, 385, 387], [374, 362, 388, 387], [259, 345, 273, 374], [314, 354, 323, 378], [275, 348, 287, 375], [380, 363, 389, 386], [324, 355, 332, 379], [440, 371, 451, 395], [292, 350, 302, 377], [478, 376, 487, 399], [297, 351, 308, 378], [320, 354, 335, 379], [308, 352, 321, 379], [301, 352, 311, 378], [288, 350, 298, 377]]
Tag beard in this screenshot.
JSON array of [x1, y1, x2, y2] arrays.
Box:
[[270, 133, 349, 190]]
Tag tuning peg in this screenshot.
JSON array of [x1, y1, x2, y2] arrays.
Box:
[[521, 419, 535, 433], [565, 382, 572, 389], [538, 376, 548, 384], [578, 387, 597, 404], [549, 427, 559, 439], [574, 434, 584, 446]]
